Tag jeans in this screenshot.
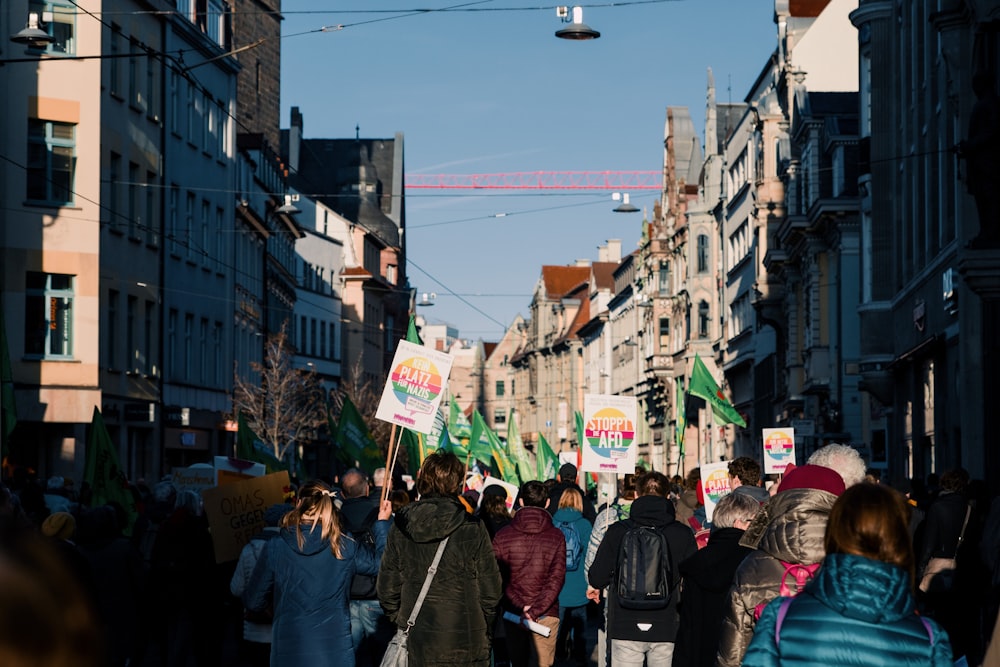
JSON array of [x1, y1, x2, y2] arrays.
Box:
[[557, 604, 588, 663], [611, 639, 675, 667], [350, 599, 391, 666]]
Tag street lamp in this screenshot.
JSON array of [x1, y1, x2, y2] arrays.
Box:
[[612, 192, 639, 213], [10, 12, 53, 48], [418, 292, 436, 307], [555, 6, 600, 41]]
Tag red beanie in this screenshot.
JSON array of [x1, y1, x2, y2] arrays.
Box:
[[777, 464, 845, 497]]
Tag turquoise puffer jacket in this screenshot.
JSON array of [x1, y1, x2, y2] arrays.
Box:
[[742, 553, 953, 667]]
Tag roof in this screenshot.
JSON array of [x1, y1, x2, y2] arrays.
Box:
[[541, 265, 591, 299], [591, 262, 617, 291], [483, 341, 498, 359], [788, 0, 831, 17]]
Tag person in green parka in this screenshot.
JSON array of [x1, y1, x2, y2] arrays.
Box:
[[377, 451, 503, 666]]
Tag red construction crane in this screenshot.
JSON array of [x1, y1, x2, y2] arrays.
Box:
[[404, 171, 661, 190]]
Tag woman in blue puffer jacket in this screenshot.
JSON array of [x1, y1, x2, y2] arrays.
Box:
[[244, 479, 392, 667], [742, 482, 953, 667]]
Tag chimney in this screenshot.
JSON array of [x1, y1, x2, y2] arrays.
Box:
[[605, 239, 622, 263], [288, 106, 303, 174]]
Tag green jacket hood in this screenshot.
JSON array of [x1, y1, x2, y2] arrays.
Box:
[[394, 495, 468, 543]]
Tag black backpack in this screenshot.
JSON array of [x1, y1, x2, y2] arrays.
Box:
[[615, 520, 673, 610]]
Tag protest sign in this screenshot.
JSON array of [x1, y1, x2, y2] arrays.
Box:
[[202, 470, 290, 563], [762, 428, 796, 474], [580, 394, 638, 474], [375, 340, 454, 434], [214, 456, 265, 485], [700, 460, 733, 523], [479, 477, 520, 512], [172, 464, 216, 496]]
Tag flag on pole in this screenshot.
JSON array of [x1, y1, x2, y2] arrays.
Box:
[[448, 396, 472, 441], [536, 433, 558, 481], [236, 411, 285, 474], [675, 377, 687, 457], [574, 411, 597, 491], [406, 313, 424, 346], [0, 302, 16, 460], [83, 407, 139, 535], [506, 409, 535, 482], [333, 396, 383, 473], [469, 410, 515, 481], [688, 354, 746, 427]]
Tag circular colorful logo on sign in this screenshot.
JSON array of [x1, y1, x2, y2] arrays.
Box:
[[764, 431, 794, 460], [390, 357, 442, 411], [585, 407, 635, 459], [703, 468, 731, 505]]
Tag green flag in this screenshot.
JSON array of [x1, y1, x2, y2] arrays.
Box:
[[467, 409, 496, 468], [448, 397, 472, 441], [236, 412, 285, 475], [536, 432, 558, 481], [506, 409, 535, 482], [334, 396, 383, 473], [689, 354, 746, 427], [83, 407, 139, 535], [675, 377, 687, 457], [400, 428, 423, 476], [406, 314, 423, 345], [0, 302, 16, 459]]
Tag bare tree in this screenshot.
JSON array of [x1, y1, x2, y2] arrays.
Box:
[[233, 323, 327, 463], [327, 358, 393, 455]]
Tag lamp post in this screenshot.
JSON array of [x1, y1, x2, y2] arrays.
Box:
[[555, 6, 601, 40], [10, 12, 53, 48]]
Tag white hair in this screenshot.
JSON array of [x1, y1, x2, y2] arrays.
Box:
[[807, 443, 867, 488], [372, 468, 386, 486]]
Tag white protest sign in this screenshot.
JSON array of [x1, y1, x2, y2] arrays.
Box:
[[700, 460, 733, 524], [580, 394, 638, 474], [375, 339, 454, 434], [172, 464, 216, 496], [762, 427, 796, 474]]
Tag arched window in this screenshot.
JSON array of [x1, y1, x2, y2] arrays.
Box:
[[697, 234, 709, 273], [698, 300, 710, 338]]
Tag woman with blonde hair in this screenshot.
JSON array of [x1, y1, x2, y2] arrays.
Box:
[[554, 486, 593, 665], [741, 482, 953, 667], [244, 479, 391, 666]]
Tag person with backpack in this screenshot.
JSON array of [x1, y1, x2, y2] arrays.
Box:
[[553, 487, 594, 666], [338, 468, 392, 666], [741, 482, 953, 667], [493, 479, 567, 667], [714, 464, 846, 667], [585, 471, 639, 667], [588, 471, 697, 667]]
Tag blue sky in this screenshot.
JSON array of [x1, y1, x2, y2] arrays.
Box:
[[279, 1, 778, 341]]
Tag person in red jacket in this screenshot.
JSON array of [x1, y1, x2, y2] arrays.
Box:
[[493, 480, 567, 667]]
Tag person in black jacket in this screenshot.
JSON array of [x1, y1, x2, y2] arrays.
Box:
[[588, 471, 697, 667], [672, 492, 759, 667], [548, 463, 597, 523]]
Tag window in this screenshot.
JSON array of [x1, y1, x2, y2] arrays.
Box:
[[109, 25, 122, 96], [199, 318, 208, 383], [659, 317, 670, 349], [658, 261, 670, 296], [24, 272, 74, 358], [184, 314, 193, 380], [320, 321, 327, 359], [167, 309, 177, 378], [698, 300, 710, 338], [185, 192, 195, 259], [169, 70, 180, 134], [213, 322, 223, 385], [697, 234, 709, 273], [128, 162, 140, 238], [127, 296, 137, 371], [168, 186, 178, 254], [496, 380, 505, 397], [128, 39, 141, 111], [494, 412, 506, 426], [207, 0, 225, 46], [29, 1, 75, 55], [201, 199, 210, 265], [146, 170, 157, 245], [215, 207, 224, 272], [310, 318, 317, 356], [107, 289, 119, 369], [108, 152, 122, 230], [27, 120, 75, 205], [144, 300, 154, 375]]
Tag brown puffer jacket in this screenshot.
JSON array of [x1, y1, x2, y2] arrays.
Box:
[[713, 487, 837, 667]]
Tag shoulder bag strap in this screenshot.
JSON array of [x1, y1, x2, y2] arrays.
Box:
[[403, 536, 449, 635], [955, 504, 972, 553]]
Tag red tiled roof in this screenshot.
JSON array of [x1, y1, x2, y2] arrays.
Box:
[[591, 262, 617, 291], [565, 284, 591, 338], [789, 0, 830, 17], [483, 342, 498, 358], [342, 266, 372, 277], [541, 265, 591, 299]]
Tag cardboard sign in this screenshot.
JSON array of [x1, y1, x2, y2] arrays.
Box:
[[762, 428, 797, 474], [172, 465, 216, 496], [202, 470, 291, 563], [701, 460, 733, 524], [375, 340, 454, 434], [580, 394, 638, 474], [214, 456, 265, 485]]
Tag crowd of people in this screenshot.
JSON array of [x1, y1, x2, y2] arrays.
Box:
[[1, 444, 999, 667]]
